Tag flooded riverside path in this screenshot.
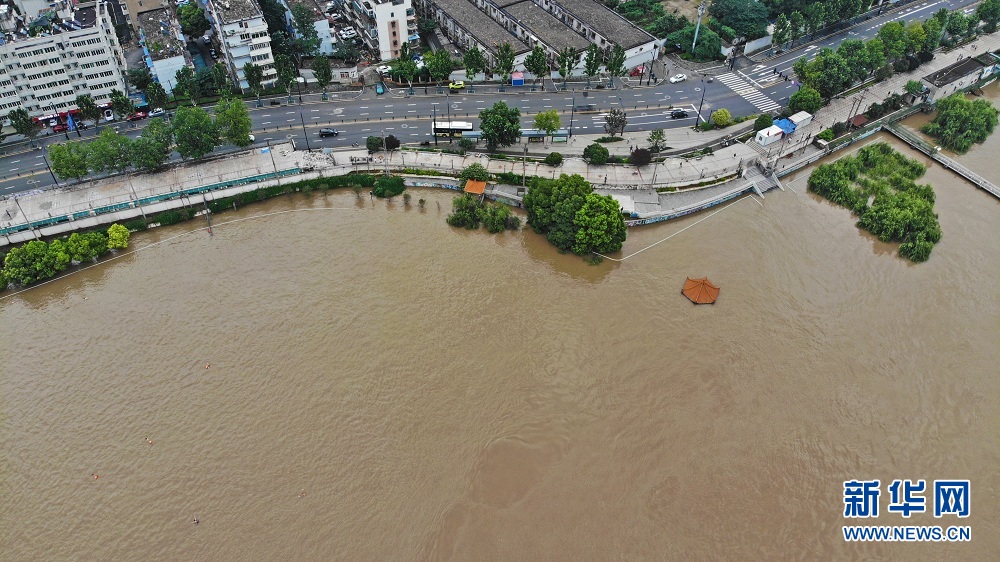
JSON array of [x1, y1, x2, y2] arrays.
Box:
[[1, 124, 999, 559]]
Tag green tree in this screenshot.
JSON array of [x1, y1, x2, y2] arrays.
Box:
[[921, 94, 1000, 153], [275, 54, 298, 91], [667, 25, 723, 61], [557, 47, 578, 87], [463, 45, 487, 86], [573, 193, 627, 255], [427, 49, 454, 85], [107, 223, 130, 250], [534, 110, 561, 138], [708, 0, 770, 39], [2, 240, 69, 286], [171, 105, 219, 159], [904, 80, 925, 96], [174, 66, 200, 105], [789, 11, 805, 43], [865, 38, 887, 74], [710, 108, 732, 127], [523, 173, 593, 252], [604, 108, 627, 136], [291, 5, 321, 62], [478, 101, 521, 150], [48, 142, 90, 180], [88, 128, 133, 174], [773, 14, 791, 48], [583, 44, 602, 82], [333, 41, 361, 64], [131, 117, 173, 171], [7, 108, 38, 141], [311, 55, 332, 93], [607, 44, 627, 81], [384, 134, 400, 152], [789, 85, 823, 113], [126, 68, 154, 92], [145, 82, 168, 110], [583, 142, 610, 164], [110, 89, 135, 120], [446, 193, 482, 229], [978, 0, 1000, 32], [211, 62, 232, 97], [74, 94, 101, 125], [394, 58, 419, 88], [372, 175, 405, 197], [366, 135, 383, 153], [243, 61, 265, 98], [905, 21, 927, 55], [459, 162, 491, 184], [803, 3, 826, 36], [65, 232, 109, 263], [922, 16, 944, 53], [836, 39, 874, 83], [647, 129, 666, 151], [177, 4, 211, 38], [793, 48, 852, 98], [495, 42, 516, 83], [524, 46, 549, 89], [753, 114, 774, 132], [214, 97, 252, 147], [946, 12, 971, 38], [878, 21, 909, 61]]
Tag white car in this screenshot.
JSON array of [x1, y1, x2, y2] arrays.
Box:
[[669, 73, 687, 83], [248, 134, 255, 142], [376, 65, 392, 74], [148, 107, 165, 117]]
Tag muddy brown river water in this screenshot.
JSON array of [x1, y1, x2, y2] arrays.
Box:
[[2, 92, 998, 560]]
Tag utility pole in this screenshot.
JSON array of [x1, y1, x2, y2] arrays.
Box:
[[694, 77, 707, 130], [299, 111, 311, 151], [646, 48, 656, 86], [42, 152, 58, 187], [432, 105, 438, 146], [691, 0, 707, 56]]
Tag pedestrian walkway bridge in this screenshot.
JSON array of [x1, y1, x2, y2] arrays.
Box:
[[883, 123, 1000, 200]]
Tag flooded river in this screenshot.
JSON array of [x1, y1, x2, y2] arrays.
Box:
[[2, 99, 998, 559]]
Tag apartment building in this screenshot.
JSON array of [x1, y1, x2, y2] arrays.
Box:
[[417, 0, 530, 70], [0, 0, 127, 118], [205, 0, 277, 91], [533, 0, 656, 68], [343, 0, 419, 62], [135, 7, 191, 94]]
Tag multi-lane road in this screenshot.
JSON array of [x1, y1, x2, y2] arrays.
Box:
[[0, 0, 985, 196]]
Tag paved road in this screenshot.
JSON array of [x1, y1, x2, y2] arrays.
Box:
[[0, 0, 984, 195]]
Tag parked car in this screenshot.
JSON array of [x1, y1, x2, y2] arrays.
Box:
[[448, 80, 465, 90], [248, 134, 255, 142], [670, 109, 689, 119], [319, 128, 339, 137], [148, 107, 165, 117], [210, 48, 218, 59], [629, 66, 644, 77], [669, 73, 687, 83], [103, 108, 115, 122], [53, 123, 69, 132], [376, 65, 392, 74], [202, 35, 211, 44], [127, 111, 148, 121]]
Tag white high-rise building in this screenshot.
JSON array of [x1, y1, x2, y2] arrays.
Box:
[[344, 0, 419, 62], [205, 0, 277, 92], [0, 0, 127, 119]]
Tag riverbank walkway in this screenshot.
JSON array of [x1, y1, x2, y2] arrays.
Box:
[[882, 123, 1000, 199]]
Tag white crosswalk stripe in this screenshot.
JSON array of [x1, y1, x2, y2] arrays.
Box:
[[716, 72, 781, 113]]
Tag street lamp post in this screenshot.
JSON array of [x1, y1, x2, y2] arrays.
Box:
[[299, 111, 311, 151], [295, 76, 305, 104], [522, 145, 528, 186], [41, 152, 58, 187], [432, 104, 438, 146], [569, 94, 575, 138], [695, 77, 707, 130], [646, 49, 656, 86]]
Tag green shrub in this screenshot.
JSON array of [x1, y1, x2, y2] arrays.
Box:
[[460, 163, 490, 184], [495, 171, 521, 184], [753, 114, 773, 132], [372, 175, 406, 198], [457, 138, 476, 152], [817, 129, 835, 141], [583, 143, 609, 164], [595, 136, 624, 143], [543, 152, 563, 166], [710, 108, 732, 127]]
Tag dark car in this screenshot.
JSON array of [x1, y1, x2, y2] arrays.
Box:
[[53, 123, 69, 132], [670, 110, 689, 119], [319, 128, 339, 137], [127, 111, 148, 121]]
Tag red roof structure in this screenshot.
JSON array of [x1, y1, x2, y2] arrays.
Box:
[[682, 277, 720, 304]]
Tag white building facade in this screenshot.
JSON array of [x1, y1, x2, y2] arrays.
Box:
[[205, 0, 277, 91], [344, 0, 419, 62], [0, 0, 127, 118]]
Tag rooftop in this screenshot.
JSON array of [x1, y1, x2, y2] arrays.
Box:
[[427, 0, 530, 55], [503, 0, 590, 51], [548, 0, 654, 50], [210, 0, 262, 24], [136, 8, 186, 61], [76, 6, 97, 28], [923, 57, 987, 87]]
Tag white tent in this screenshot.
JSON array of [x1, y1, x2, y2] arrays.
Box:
[[755, 125, 784, 147]]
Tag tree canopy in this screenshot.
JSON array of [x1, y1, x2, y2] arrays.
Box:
[[463, 45, 487, 81], [171, 105, 219, 159], [667, 25, 723, 62], [534, 110, 561, 136], [789, 85, 823, 113], [921, 95, 999, 153], [709, 0, 770, 39], [478, 101, 521, 150], [524, 46, 548, 85], [522, 174, 626, 256], [214, 97, 253, 147], [178, 4, 211, 38], [495, 42, 516, 81]]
